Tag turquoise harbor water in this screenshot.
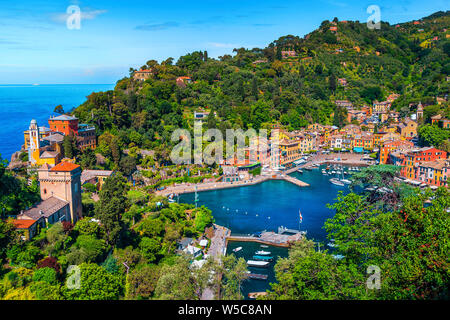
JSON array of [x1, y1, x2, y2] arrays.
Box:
[[179, 167, 351, 298], [0, 84, 114, 161]]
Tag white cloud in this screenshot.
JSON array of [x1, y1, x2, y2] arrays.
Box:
[[207, 42, 239, 48]]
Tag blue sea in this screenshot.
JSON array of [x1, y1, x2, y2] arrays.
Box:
[[0, 84, 114, 161], [179, 167, 349, 298]]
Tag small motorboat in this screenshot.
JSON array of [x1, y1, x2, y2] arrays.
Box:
[[297, 169, 303, 173], [247, 273, 268, 280], [247, 260, 270, 267], [255, 250, 271, 255], [253, 255, 273, 262], [330, 178, 345, 186], [233, 246, 243, 253], [260, 245, 269, 248], [340, 179, 351, 184]]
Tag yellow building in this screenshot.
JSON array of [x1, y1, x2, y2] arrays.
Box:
[[279, 139, 302, 167], [397, 119, 418, 138], [27, 120, 61, 167]]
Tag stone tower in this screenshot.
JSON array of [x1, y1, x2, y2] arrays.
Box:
[[28, 119, 40, 164], [38, 162, 83, 223], [416, 102, 423, 120]]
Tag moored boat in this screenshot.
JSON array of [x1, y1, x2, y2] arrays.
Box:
[[247, 260, 270, 267], [253, 255, 273, 261], [255, 250, 271, 255], [247, 273, 268, 280], [233, 246, 242, 252], [329, 178, 345, 186]]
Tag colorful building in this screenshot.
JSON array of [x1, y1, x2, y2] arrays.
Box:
[[379, 140, 414, 164], [49, 114, 79, 136]]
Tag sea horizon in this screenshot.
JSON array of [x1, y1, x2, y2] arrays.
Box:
[[0, 83, 115, 161]]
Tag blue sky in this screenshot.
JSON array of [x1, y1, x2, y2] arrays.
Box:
[[0, 0, 448, 84]]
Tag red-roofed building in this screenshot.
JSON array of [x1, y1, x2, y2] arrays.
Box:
[[51, 161, 81, 172], [11, 219, 39, 240], [133, 68, 153, 81], [37, 162, 83, 223], [176, 76, 192, 87]]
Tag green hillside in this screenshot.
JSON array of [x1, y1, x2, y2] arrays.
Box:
[[72, 11, 450, 165]]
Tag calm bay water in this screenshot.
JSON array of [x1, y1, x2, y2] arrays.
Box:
[[180, 167, 349, 242], [180, 167, 351, 298], [0, 84, 114, 161]]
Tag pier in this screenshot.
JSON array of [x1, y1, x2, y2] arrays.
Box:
[[157, 173, 309, 196], [277, 226, 303, 234], [276, 174, 310, 187], [227, 230, 304, 248]]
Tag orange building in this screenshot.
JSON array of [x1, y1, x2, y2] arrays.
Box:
[[49, 114, 79, 136], [379, 140, 413, 164]]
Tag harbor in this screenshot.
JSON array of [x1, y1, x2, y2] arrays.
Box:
[[179, 165, 354, 298]]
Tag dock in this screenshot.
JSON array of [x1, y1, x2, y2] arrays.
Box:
[[157, 173, 309, 196], [277, 226, 303, 234], [275, 174, 310, 187], [227, 230, 304, 248]]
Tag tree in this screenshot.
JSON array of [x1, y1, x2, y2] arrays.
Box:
[[126, 264, 161, 299], [37, 256, 61, 273], [418, 124, 450, 151], [0, 219, 16, 270], [361, 86, 383, 104], [119, 156, 137, 178], [154, 256, 198, 300], [329, 73, 337, 93], [94, 173, 130, 245], [139, 237, 161, 262], [333, 106, 347, 128], [266, 241, 367, 300], [53, 105, 64, 114], [79, 148, 97, 169], [62, 134, 77, 159], [218, 254, 248, 300], [32, 267, 58, 285], [251, 77, 258, 100], [63, 263, 124, 300]]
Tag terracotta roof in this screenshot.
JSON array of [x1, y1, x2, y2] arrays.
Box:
[[12, 219, 37, 229], [51, 162, 80, 172]]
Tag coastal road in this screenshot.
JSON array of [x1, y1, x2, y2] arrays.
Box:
[[201, 224, 230, 300]]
